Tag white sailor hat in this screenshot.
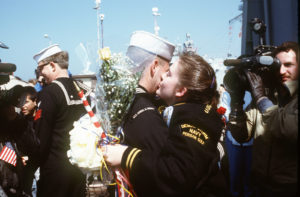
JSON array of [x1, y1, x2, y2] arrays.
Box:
[[33, 44, 62, 63], [127, 31, 175, 62]]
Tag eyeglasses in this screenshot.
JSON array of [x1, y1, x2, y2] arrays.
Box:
[[37, 62, 50, 73]]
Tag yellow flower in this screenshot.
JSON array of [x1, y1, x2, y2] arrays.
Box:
[[99, 47, 111, 61]]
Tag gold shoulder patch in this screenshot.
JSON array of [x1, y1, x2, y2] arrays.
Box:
[[180, 124, 209, 145], [204, 104, 212, 114], [158, 105, 166, 114]]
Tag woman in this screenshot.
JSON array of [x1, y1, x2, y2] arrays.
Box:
[[103, 52, 228, 197]]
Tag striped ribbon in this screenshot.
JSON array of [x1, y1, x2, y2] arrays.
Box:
[[73, 81, 135, 196], [73, 81, 107, 141]]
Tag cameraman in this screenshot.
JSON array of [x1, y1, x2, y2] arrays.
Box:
[[227, 41, 298, 197]]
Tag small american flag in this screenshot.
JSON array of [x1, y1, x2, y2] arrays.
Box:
[[0, 142, 17, 166]]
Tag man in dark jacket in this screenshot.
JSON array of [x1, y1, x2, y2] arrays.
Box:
[[32, 44, 86, 197], [228, 41, 298, 197], [122, 31, 175, 152]]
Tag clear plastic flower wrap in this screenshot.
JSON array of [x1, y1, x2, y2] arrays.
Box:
[[67, 47, 139, 196], [67, 47, 139, 171], [96, 48, 140, 134]]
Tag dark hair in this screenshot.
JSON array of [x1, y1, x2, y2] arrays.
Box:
[[24, 86, 37, 102], [177, 52, 219, 108], [273, 41, 299, 63]]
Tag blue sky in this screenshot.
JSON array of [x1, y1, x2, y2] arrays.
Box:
[[1, 0, 242, 81]]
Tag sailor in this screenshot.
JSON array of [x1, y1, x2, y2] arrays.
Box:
[[32, 44, 86, 197], [103, 52, 229, 197], [122, 31, 175, 152]]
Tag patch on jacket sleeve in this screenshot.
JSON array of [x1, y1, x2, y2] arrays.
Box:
[[125, 148, 141, 170], [34, 109, 42, 121], [204, 104, 212, 114], [180, 124, 209, 145]]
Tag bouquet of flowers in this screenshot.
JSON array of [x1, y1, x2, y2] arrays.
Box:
[[67, 47, 139, 170], [96, 47, 140, 134], [67, 47, 139, 196]]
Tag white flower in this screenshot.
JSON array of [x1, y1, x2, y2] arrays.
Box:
[[67, 114, 104, 171]]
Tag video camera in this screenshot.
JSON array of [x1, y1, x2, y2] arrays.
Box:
[[0, 41, 29, 107], [223, 18, 281, 108], [0, 62, 16, 84]]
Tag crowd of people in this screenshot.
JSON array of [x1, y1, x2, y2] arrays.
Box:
[[0, 30, 298, 197]]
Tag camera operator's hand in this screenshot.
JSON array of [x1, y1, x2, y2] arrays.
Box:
[[244, 70, 265, 103], [223, 68, 246, 109]]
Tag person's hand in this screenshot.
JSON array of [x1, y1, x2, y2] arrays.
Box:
[[244, 70, 265, 103], [223, 68, 246, 109], [102, 144, 128, 167], [22, 156, 28, 165]]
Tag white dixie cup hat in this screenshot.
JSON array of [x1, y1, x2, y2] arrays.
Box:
[[33, 44, 62, 63], [126, 31, 175, 72]]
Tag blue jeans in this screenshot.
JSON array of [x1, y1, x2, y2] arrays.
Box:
[[225, 133, 253, 197]]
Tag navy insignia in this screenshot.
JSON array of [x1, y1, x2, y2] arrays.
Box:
[[180, 124, 209, 145]]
